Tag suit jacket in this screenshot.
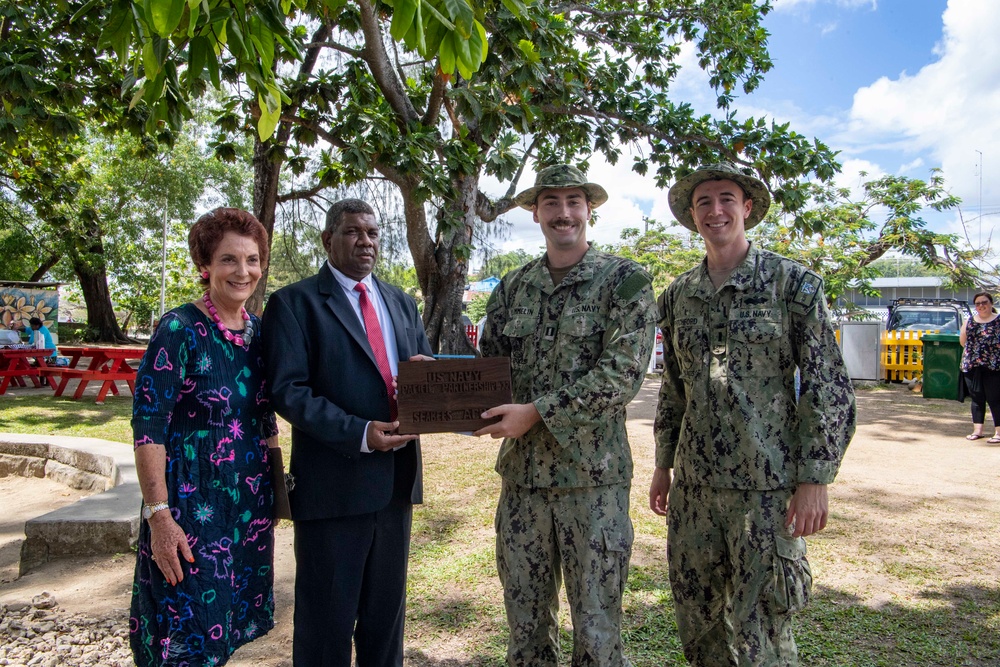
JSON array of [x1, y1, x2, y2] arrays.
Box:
[[261, 268, 433, 520]]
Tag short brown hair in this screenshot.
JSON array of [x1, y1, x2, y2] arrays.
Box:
[[188, 208, 269, 287]]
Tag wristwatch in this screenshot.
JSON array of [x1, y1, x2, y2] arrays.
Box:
[[142, 501, 170, 520]]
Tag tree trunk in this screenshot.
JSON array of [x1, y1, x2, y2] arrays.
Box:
[[249, 137, 282, 315], [412, 175, 479, 356], [73, 258, 129, 343], [69, 216, 129, 343]]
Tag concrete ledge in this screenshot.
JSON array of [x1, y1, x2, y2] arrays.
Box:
[[0, 433, 140, 576]]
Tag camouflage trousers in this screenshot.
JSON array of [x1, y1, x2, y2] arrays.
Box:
[[495, 479, 633, 667], [666, 483, 812, 667]]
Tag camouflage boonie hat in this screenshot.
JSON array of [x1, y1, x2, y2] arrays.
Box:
[[513, 164, 609, 210], [668, 162, 771, 232]]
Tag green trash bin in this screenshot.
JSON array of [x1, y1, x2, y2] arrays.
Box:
[[921, 332, 963, 400]]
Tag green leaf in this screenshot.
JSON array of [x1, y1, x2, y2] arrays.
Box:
[[439, 32, 456, 75], [471, 20, 487, 64], [420, 0, 456, 32], [98, 1, 133, 67], [257, 84, 282, 140], [204, 43, 221, 87], [453, 32, 474, 79], [441, 0, 473, 36], [227, 16, 246, 58], [390, 0, 418, 42], [186, 2, 200, 37], [69, 0, 102, 23], [147, 0, 186, 38], [186, 36, 208, 86], [142, 39, 161, 79], [517, 39, 540, 64], [499, 0, 525, 19], [249, 18, 275, 72]]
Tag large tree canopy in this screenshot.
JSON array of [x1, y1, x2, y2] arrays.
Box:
[[16, 0, 845, 351], [210, 0, 840, 352]]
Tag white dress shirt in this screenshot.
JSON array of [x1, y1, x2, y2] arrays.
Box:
[[327, 262, 402, 453]]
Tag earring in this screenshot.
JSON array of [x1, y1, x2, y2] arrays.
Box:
[[201, 271, 209, 279]]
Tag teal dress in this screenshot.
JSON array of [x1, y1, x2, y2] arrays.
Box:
[[129, 303, 279, 666]]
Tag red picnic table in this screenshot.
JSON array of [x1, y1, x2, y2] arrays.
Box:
[[0, 347, 57, 394], [50, 346, 146, 404]]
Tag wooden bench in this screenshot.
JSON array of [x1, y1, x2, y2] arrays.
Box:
[[0, 367, 41, 393], [35, 361, 63, 390], [54, 367, 137, 403]]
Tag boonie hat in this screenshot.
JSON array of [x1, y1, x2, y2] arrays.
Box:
[[668, 162, 771, 232], [513, 164, 609, 210]]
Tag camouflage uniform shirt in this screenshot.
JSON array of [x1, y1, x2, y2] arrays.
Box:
[[654, 244, 856, 489], [482, 246, 656, 488]]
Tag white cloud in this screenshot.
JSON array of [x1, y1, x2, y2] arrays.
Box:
[[845, 0, 1000, 217]]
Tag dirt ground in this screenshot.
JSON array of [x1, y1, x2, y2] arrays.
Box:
[[1, 378, 998, 666]]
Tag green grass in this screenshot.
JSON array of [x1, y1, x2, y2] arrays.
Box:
[[3, 392, 1000, 666], [0, 392, 134, 443]]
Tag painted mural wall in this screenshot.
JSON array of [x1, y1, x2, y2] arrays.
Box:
[[0, 286, 59, 333]]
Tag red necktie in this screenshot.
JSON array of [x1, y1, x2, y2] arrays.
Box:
[[354, 282, 397, 420]]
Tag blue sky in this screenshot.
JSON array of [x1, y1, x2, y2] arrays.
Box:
[[485, 0, 999, 265]]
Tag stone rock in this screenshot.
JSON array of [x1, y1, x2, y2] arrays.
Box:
[[30, 593, 56, 610]]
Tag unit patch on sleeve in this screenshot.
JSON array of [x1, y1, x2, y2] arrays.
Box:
[[792, 271, 822, 312]]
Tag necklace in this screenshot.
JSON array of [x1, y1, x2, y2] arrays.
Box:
[[202, 293, 254, 349]]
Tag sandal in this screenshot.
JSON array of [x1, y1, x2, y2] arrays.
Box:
[[966, 433, 984, 440], [988, 435, 1000, 444]]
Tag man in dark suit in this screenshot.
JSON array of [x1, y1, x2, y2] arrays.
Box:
[[261, 198, 433, 667]]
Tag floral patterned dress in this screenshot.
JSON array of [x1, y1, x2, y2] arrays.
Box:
[[130, 303, 279, 666], [960, 316, 1000, 372]]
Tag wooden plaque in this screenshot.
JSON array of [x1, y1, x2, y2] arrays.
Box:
[[396, 358, 512, 434]]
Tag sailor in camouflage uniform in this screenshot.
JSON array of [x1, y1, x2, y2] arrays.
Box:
[[649, 163, 856, 666], [476, 165, 656, 666]]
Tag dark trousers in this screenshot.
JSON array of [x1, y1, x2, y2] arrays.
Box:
[[965, 367, 1000, 427], [293, 499, 413, 667]]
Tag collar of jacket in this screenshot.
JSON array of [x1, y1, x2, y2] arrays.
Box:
[[525, 244, 599, 294], [689, 242, 761, 301]]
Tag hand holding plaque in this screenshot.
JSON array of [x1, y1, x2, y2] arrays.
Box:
[[396, 358, 513, 434]]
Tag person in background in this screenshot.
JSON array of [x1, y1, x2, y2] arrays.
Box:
[[960, 291, 1000, 443], [130, 207, 281, 666], [477, 164, 656, 666], [28, 317, 57, 359], [650, 162, 856, 666]]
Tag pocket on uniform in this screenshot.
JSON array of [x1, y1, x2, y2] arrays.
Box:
[[771, 535, 812, 614], [602, 527, 631, 553], [674, 326, 707, 380], [564, 312, 605, 339], [729, 319, 783, 378], [502, 316, 537, 339], [602, 527, 632, 598]]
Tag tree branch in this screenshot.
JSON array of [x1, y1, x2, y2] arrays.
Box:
[[356, 0, 420, 128], [277, 184, 325, 204], [301, 40, 364, 59], [421, 73, 448, 127]]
